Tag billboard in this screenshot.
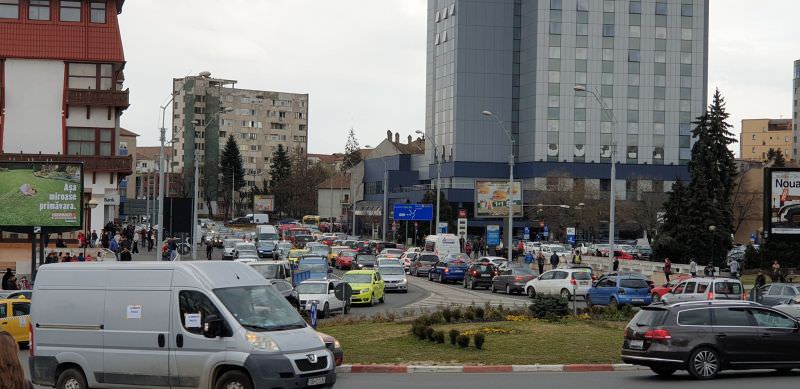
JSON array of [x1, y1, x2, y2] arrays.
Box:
[[254, 195, 274, 212], [766, 168, 800, 235], [0, 162, 83, 227], [475, 180, 522, 218]]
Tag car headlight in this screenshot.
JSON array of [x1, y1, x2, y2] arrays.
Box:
[[360, 288, 370, 294], [246, 332, 280, 352], [399, 279, 407, 284], [317, 332, 341, 349]]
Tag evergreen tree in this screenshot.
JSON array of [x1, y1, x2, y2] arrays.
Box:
[[341, 128, 362, 172], [655, 90, 737, 266], [268, 144, 292, 215], [766, 148, 787, 167], [220, 135, 245, 219]]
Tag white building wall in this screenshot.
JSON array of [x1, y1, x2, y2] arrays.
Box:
[[318, 188, 349, 220], [3, 59, 64, 154]]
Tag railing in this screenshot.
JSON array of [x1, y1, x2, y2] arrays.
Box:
[[0, 153, 132, 174], [66, 88, 130, 108]]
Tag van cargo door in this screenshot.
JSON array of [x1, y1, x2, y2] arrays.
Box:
[[171, 289, 228, 389]]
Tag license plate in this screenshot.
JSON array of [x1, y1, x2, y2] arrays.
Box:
[[307, 376, 326, 386], [629, 340, 644, 350], [480, 274, 491, 277], [579, 281, 589, 285], [633, 298, 643, 303]]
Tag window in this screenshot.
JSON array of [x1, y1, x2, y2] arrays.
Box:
[[550, 0, 561, 10], [68, 63, 113, 90], [678, 309, 711, 326], [713, 308, 754, 326], [628, 50, 640, 62], [602, 24, 614, 37], [684, 282, 696, 294], [0, 0, 18, 19], [576, 23, 588, 36], [629, 1, 641, 14], [629, 25, 640, 38], [751, 309, 796, 328], [67, 128, 113, 156], [179, 291, 223, 335], [681, 4, 693, 17], [270, 123, 285, 130], [60, 0, 81, 22], [576, 0, 588, 11], [655, 2, 668, 15], [29, 0, 49, 20], [90, 1, 105, 23], [549, 22, 561, 35], [11, 302, 29, 316]]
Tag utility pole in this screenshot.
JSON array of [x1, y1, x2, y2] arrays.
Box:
[[191, 158, 199, 260]]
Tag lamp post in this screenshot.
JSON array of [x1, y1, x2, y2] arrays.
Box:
[[574, 85, 617, 260], [709, 225, 717, 265], [83, 199, 99, 258], [481, 110, 515, 262], [157, 94, 178, 260], [416, 130, 441, 236]]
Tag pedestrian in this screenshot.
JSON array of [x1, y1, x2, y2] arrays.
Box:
[[169, 237, 178, 261], [62, 253, 72, 263], [0, 330, 34, 389], [465, 241, 472, 258], [771, 260, 782, 282], [132, 232, 139, 254], [55, 234, 67, 248], [572, 249, 582, 265], [6, 275, 18, 290], [704, 262, 715, 277], [689, 258, 697, 277], [612, 255, 619, 272], [17, 276, 31, 290], [1, 268, 13, 290], [549, 251, 559, 270], [120, 247, 132, 262], [147, 229, 154, 252], [77, 252, 85, 262], [206, 240, 214, 260], [663, 258, 672, 282], [755, 271, 767, 288], [536, 251, 545, 275], [728, 258, 740, 279], [109, 237, 120, 261], [90, 230, 98, 248]]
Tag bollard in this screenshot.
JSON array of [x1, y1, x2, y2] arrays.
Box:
[[310, 301, 318, 329]]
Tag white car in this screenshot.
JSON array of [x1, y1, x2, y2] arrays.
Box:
[[399, 251, 419, 273], [524, 268, 593, 300], [774, 294, 800, 318], [233, 242, 258, 259], [295, 280, 350, 318], [479, 256, 510, 270], [378, 265, 409, 292], [222, 238, 244, 260], [540, 244, 570, 259]]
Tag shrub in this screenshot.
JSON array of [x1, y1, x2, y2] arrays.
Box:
[[449, 329, 460, 345], [411, 323, 427, 340], [442, 307, 453, 323], [486, 307, 504, 321], [588, 304, 636, 321], [435, 330, 445, 344], [428, 311, 445, 325], [425, 326, 435, 341], [474, 306, 485, 320], [473, 333, 485, 349], [451, 307, 462, 322], [456, 334, 470, 348], [528, 295, 569, 321], [463, 310, 475, 321]]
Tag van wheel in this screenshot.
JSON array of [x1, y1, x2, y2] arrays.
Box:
[[215, 370, 253, 389], [56, 367, 87, 389], [688, 347, 721, 380]]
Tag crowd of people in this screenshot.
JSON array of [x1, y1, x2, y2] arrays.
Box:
[[1, 268, 30, 290]]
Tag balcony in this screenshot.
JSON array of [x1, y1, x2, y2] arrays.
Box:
[[0, 153, 133, 175], [66, 89, 130, 109]]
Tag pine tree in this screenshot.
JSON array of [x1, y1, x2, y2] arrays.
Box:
[[268, 144, 292, 215], [766, 148, 787, 167], [341, 128, 362, 172], [220, 135, 245, 219]]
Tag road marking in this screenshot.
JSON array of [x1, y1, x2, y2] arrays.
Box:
[[402, 276, 528, 310]]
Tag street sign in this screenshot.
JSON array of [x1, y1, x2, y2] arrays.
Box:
[[566, 227, 576, 236], [458, 209, 467, 218], [438, 222, 448, 234], [33, 226, 41, 234], [393, 204, 434, 221], [457, 218, 467, 238], [543, 225, 550, 238], [486, 225, 500, 246], [523, 227, 530, 240]]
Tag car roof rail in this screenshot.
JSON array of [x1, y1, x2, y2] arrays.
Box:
[[669, 300, 760, 308]]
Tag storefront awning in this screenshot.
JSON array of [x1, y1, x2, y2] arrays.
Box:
[[354, 201, 383, 216]]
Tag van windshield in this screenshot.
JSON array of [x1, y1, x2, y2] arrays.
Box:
[[259, 233, 279, 241], [250, 264, 282, 279], [214, 286, 306, 331], [298, 263, 328, 273]]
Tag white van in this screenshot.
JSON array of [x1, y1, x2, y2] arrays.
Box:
[[29, 262, 335, 389], [423, 234, 462, 257], [246, 213, 269, 225]]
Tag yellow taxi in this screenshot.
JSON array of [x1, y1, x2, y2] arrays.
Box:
[[329, 246, 349, 266], [0, 297, 31, 345], [342, 270, 385, 306], [288, 248, 310, 264]]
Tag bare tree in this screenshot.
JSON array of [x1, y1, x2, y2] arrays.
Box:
[[617, 192, 667, 244], [731, 163, 760, 236]]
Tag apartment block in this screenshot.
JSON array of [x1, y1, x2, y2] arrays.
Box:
[[740, 119, 792, 162]]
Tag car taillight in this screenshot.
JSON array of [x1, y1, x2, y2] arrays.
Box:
[[514, 276, 525, 281], [493, 271, 499, 276], [444, 268, 449, 273], [643, 329, 672, 341], [741, 291, 747, 300], [570, 278, 577, 286], [707, 291, 714, 300], [29, 322, 34, 356], [617, 288, 625, 294], [624, 327, 632, 338], [472, 270, 478, 276]]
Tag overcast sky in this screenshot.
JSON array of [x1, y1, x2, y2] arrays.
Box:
[[119, 0, 800, 157]]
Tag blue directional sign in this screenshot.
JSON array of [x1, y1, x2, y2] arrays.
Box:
[[487, 225, 501, 246], [523, 227, 530, 240], [393, 204, 433, 221]]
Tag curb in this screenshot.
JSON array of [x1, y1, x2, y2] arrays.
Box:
[[336, 364, 648, 374]]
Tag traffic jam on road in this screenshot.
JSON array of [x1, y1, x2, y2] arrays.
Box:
[[7, 219, 800, 389]]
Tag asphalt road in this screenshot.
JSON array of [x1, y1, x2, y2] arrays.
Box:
[[336, 371, 800, 389]]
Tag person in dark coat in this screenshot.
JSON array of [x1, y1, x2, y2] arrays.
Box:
[[2, 268, 13, 290], [612, 255, 620, 272], [120, 247, 132, 262], [536, 251, 546, 275], [549, 252, 560, 270]]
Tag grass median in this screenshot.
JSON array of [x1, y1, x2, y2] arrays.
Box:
[[320, 318, 626, 365]]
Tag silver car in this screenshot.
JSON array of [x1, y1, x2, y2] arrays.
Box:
[[378, 265, 408, 293], [661, 277, 745, 304], [774, 294, 800, 318]]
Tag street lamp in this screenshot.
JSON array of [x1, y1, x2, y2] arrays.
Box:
[[709, 225, 717, 265], [416, 130, 442, 236], [481, 110, 515, 262], [574, 85, 617, 260], [83, 198, 99, 258]]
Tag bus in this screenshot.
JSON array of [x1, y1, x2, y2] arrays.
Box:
[[302, 215, 321, 226]]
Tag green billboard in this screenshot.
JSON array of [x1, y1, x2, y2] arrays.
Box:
[[0, 162, 83, 227]]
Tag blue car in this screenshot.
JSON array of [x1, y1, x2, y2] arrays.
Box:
[[427, 259, 468, 283], [257, 241, 277, 258], [586, 275, 652, 308], [297, 255, 333, 280]]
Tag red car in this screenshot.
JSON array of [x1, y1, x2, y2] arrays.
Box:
[[335, 250, 358, 270], [649, 275, 691, 302], [613, 250, 635, 260]]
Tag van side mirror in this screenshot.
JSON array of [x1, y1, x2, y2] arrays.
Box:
[[203, 314, 223, 338]]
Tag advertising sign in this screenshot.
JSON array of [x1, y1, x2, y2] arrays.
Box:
[[486, 225, 500, 246], [253, 195, 275, 212], [475, 180, 522, 218], [393, 204, 433, 221], [766, 168, 800, 235], [438, 222, 448, 234], [0, 162, 83, 227], [523, 226, 530, 240]]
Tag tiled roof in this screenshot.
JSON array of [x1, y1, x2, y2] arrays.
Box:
[[136, 146, 171, 161], [0, 1, 125, 62], [119, 128, 138, 137], [308, 153, 345, 164]]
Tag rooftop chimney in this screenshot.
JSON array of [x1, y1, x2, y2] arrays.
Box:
[[407, 135, 413, 144], [386, 130, 392, 141], [395, 132, 400, 144]]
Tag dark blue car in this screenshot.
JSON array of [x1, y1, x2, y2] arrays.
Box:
[[586, 275, 652, 308], [428, 259, 468, 283]]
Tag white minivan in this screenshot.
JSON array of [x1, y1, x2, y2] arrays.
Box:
[[29, 262, 336, 389], [423, 234, 462, 257]]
